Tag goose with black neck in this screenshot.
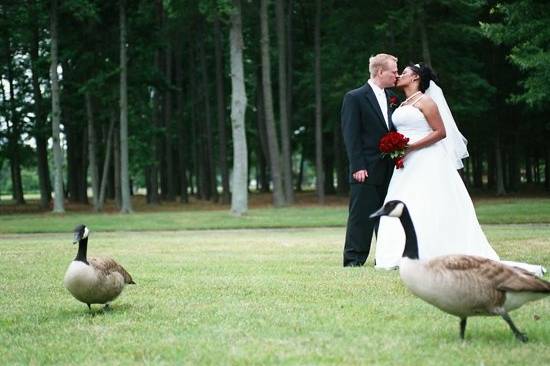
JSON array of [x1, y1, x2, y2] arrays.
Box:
[[64, 224, 135, 311], [370, 200, 550, 342]]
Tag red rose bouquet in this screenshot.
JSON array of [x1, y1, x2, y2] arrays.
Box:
[[389, 95, 399, 108], [379, 131, 409, 169]]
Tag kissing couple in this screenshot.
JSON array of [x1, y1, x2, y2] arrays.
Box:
[[341, 53, 544, 276]]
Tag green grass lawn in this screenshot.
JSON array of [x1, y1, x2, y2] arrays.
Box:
[[1, 198, 550, 234], [1, 226, 549, 365]]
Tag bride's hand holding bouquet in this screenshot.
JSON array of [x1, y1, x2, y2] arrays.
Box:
[[378, 131, 410, 169]]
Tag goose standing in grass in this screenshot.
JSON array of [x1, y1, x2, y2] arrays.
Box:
[[64, 224, 135, 310], [370, 200, 550, 342]]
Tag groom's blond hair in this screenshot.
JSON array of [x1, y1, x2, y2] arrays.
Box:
[[369, 53, 398, 78]]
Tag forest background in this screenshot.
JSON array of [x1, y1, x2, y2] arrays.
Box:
[[1, 0, 549, 215]]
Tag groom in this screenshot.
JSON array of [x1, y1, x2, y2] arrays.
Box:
[[341, 53, 398, 267]]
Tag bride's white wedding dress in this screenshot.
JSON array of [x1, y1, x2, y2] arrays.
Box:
[[374, 101, 545, 276]]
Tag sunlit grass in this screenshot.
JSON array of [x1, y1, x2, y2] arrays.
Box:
[[1, 226, 549, 365]]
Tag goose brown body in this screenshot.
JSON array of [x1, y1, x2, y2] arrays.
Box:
[[64, 257, 135, 305], [371, 200, 550, 342], [400, 255, 550, 318], [64, 224, 135, 309]]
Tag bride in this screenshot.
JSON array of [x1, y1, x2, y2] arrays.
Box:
[[374, 63, 545, 276]]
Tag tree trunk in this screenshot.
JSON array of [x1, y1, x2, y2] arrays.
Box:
[[164, 42, 176, 201], [495, 133, 506, 196], [545, 144, 550, 191], [472, 148, 483, 188], [148, 77, 161, 204], [35, 135, 51, 207], [276, 0, 294, 204], [28, 1, 51, 208], [534, 153, 540, 184], [214, 16, 230, 204], [314, 0, 324, 203], [286, 0, 294, 134], [5, 43, 25, 204], [255, 69, 270, 193], [85, 92, 100, 210], [1, 7, 25, 206], [65, 115, 87, 204], [50, 0, 64, 213], [199, 34, 218, 202], [260, 0, 285, 207], [324, 151, 335, 194], [1, 85, 7, 203], [175, 37, 188, 203], [229, 0, 249, 215], [114, 125, 121, 208], [187, 42, 199, 198], [119, 0, 132, 213], [151, 0, 163, 203], [186, 41, 200, 198], [197, 112, 208, 199], [98, 113, 115, 210], [286, 0, 294, 192], [525, 150, 533, 184], [296, 147, 304, 192], [509, 135, 520, 192], [189, 41, 206, 200], [487, 144, 495, 190], [148, 23, 162, 204]]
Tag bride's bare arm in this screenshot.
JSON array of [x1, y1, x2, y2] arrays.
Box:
[[407, 96, 446, 151]]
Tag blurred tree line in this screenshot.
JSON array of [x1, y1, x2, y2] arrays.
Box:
[[0, 0, 549, 213]]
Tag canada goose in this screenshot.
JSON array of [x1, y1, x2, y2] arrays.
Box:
[[64, 224, 135, 310], [370, 200, 550, 342]]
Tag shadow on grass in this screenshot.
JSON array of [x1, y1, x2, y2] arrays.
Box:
[[58, 302, 134, 318]]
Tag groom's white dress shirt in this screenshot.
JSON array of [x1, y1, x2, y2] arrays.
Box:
[[368, 79, 389, 128]]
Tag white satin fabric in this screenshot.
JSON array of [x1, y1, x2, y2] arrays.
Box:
[[374, 105, 545, 276]]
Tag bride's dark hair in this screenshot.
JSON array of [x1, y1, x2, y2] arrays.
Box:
[[409, 63, 438, 93]]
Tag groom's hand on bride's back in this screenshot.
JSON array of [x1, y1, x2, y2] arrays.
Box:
[[353, 169, 368, 182]]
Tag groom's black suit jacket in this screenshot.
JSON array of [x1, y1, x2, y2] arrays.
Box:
[[341, 83, 396, 185]]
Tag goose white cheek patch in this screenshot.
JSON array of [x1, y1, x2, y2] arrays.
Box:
[[389, 203, 404, 217]]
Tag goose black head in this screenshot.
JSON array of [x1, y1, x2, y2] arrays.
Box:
[[370, 200, 406, 219], [73, 224, 89, 244]]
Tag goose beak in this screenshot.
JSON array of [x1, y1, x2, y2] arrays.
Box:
[[369, 206, 386, 219], [73, 232, 81, 244]]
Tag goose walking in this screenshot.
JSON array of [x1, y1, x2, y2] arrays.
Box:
[[370, 200, 550, 342], [64, 224, 135, 310]]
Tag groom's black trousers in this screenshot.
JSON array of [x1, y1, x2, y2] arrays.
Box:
[[343, 182, 390, 266]]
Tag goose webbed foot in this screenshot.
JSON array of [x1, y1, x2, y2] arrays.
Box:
[[501, 312, 528, 343], [459, 318, 467, 340], [515, 332, 529, 343]]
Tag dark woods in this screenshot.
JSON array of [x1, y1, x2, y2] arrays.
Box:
[[0, 0, 549, 211]]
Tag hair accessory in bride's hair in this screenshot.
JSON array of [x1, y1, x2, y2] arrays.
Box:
[[409, 63, 438, 93]]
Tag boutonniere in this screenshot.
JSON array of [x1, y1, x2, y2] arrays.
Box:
[[389, 95, 399, 109]]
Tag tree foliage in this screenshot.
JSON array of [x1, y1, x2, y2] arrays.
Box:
[[481, 0, 550, 107], [1, 0, 549, 208]]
